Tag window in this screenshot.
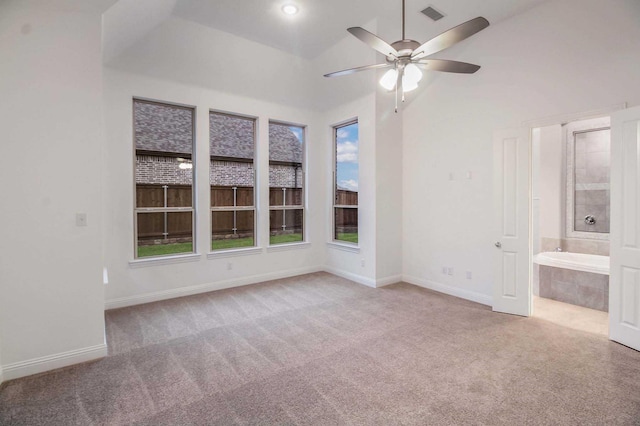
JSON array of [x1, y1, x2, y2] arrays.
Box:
[[133, 99, 195, 258], [333, 121, 359, 244], [269, 122, 305, 245], [210, 112, 256, 251]]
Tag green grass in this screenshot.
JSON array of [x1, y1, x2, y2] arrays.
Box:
[[336, 233, 358, 244], [139, 233, 308, 257], [137, 242, 193, 258], [212, 237, 254, 251], [269, 233, 303, 245]]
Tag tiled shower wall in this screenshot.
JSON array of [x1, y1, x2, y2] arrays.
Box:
[[573, 128, 610, 233], [540, 237, 609, 256]]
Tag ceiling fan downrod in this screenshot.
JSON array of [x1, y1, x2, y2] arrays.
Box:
[[402, 0, 405, 40]]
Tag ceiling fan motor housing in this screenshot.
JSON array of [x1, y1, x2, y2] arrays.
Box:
[[387, 39, 421, 62]]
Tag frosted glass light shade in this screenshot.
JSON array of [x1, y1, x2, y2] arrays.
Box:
[[404, 64, 422, 83], [379, 69, 398, 91], [402, 75, 419, 92]]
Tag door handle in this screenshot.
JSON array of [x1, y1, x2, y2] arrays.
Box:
[[495, 242, 502, 248]]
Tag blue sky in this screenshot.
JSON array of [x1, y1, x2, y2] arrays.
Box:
[[289, 126, 303, 143], [336, 122, 359, 192]]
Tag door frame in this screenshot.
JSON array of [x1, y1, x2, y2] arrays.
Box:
[[522, 103, 626, 317]]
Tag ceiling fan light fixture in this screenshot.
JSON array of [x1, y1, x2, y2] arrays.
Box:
[[404, 63, 422, 83], [323, 0, 489, 112], [402, 75, 419, 92], [380, 68, 398, 91], [281, 4, 298, 15]]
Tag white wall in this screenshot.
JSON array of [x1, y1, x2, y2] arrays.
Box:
[[538, 125, 564, 241], [103, 69, 326, 306], [0, 1, 107, 378], [375, 87, 403, 283], [323, 93, 378, 286], [402, 0, 640, 299]]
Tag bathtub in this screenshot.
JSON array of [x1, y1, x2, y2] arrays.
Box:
[[533, 251, 610, 276]]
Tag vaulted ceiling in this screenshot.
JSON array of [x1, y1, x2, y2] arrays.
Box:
[[173, 0, 547, 59], [105, 0, 548, 62], [101, 0, 549, 111]]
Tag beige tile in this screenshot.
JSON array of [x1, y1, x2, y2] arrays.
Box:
[[533, 296, 608, 336]]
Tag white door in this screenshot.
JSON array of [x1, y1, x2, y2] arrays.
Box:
[[493, 128, 531, 316], [610, 106, 640, 351]]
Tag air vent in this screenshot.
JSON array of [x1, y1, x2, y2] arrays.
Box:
[[421, 6, 445, 21]]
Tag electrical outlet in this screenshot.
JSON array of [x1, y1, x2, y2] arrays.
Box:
[[447, 267, 454, 276], [466, 271, 472, 280], [361, 259, 365, 267], [442, 267, 447, 274], [227, 262, 233, 271]]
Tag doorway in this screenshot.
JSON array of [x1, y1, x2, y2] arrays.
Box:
[[530, 118, 610, 335]]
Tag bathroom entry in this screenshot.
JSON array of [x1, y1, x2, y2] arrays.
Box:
[[493, 105, 640, 351], [530, 118, 611, 335]]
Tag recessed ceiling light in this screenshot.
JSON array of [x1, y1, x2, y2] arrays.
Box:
[[282, 4, 298, 15]]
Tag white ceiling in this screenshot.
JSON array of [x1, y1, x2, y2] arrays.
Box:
[[102, 0, 550, 111], [172, 0, 549, 59]]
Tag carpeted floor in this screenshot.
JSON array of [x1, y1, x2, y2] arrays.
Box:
[[1, 272, 640, 425]]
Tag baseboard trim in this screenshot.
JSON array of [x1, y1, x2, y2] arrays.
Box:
[[2, 344, 107, 382], [105, 266, 324, 310], [376, 275, 402, 287], [324, 266, 377, 288], [403, 275, 492, 307], [0, 364, 4, 386]]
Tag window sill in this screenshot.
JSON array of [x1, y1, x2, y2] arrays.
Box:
[[129, 253, 201, 268], [326, 241, 360, 254], [267, 242, 310, 253], [207, 247, 263, 259]]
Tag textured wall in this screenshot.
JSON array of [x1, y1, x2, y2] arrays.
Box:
[[573, 128, 610, 233]]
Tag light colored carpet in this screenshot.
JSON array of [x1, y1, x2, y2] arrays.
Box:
[[1, 272, 640, 425]]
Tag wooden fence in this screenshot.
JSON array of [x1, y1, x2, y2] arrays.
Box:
[[137, 211, 193, 241], [136, 185, 357, 240], [335, 189, 357, 232], [269, 209, 303, 234], [270, 188, 302, 206], [137, 184, 192, 242], [335, 189, 358, 206]]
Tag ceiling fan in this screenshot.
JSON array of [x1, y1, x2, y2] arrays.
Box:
[[324, 0, 490, 112]]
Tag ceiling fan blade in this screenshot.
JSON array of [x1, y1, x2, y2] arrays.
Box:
[[347, 27, 399, 58], [414, 59, 481, 74], [323, 63, 391, 78], [412, 17, 489, 60]]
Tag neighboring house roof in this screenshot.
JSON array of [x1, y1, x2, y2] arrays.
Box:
[[134, 100, 193, 155], [269, 123, 302, 164], [134, 101, 302, 164], [209, 114, 302, 164], [210, 113, 255, 160]]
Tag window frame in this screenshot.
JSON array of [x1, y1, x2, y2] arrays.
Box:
[[209, 109, 258, 252], [268, 119, 307, 246], [132, 97, 197, 260], [332, 119, 359, 246]]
